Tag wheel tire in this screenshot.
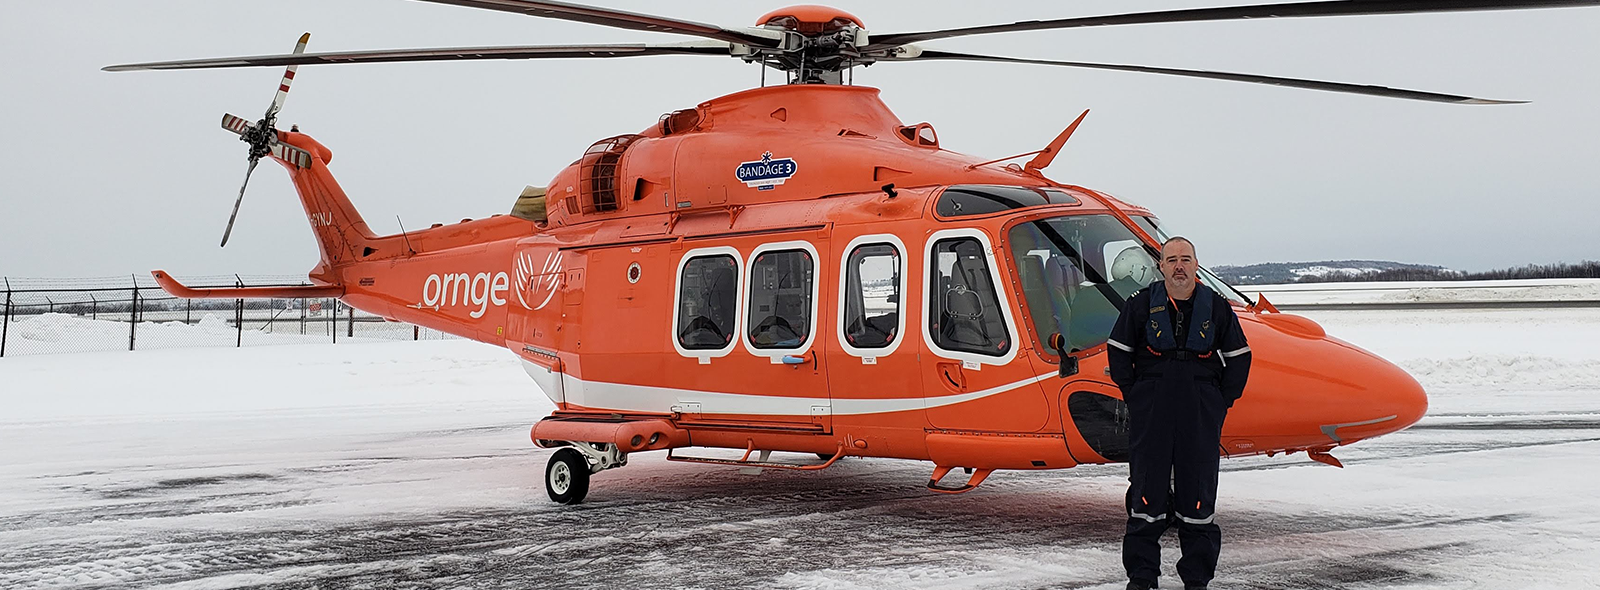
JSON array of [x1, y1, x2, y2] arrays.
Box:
[[816, 452, 839, 461], [546, 448, 591, 504]]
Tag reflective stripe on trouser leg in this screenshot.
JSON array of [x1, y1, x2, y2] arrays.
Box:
[[1130, 510, 1166, 523]]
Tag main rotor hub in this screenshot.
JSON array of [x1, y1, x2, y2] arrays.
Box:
[[756, 5, 864, 33], [748, 5, 871, 85]]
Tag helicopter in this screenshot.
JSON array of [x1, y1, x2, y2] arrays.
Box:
[[106, 0, 1599, 504]]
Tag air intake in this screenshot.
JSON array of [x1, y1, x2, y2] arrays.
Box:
[[578, 134, 643, 213]]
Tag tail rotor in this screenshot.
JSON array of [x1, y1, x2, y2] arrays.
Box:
[[220, 32, 312, 247]]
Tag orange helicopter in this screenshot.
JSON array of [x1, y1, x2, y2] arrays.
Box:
[[108, 0, 1596, 504]]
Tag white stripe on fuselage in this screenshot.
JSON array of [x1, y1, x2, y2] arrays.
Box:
[[524, 360, 1057, 417]]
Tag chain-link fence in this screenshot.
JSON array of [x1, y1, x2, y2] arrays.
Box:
[[1, 275, 455, 358]]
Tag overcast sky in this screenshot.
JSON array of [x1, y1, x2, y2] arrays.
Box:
[[2, 0, 1597, 279]]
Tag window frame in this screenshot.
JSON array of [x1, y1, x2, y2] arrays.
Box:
[[671, 246, 744, 362], [740, 240, 822, 361], [836, 234, 909, 361], [921, 228, 1020, 367]]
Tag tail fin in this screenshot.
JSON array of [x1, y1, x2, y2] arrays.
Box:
[[275, 131, 378, 277]]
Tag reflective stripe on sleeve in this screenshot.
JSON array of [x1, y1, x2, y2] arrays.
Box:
[[1220, 346, 1251, 358], [1107, 338, 1134, 352]]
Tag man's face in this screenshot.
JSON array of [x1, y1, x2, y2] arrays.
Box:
[[1160, 240, 1198, 294]]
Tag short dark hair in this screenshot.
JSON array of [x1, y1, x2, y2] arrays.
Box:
[[1161, 236, 1196, 258]]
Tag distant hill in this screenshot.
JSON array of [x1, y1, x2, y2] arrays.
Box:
[[1211, 261, 1450, 285], [1213, 260, 1600, 285]]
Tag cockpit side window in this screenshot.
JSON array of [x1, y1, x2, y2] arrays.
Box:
[[677, 255, 739, 350], [1007, 214, 1160, 357], [928, 237, 1011, 356]]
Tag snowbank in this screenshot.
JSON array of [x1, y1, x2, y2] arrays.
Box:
[[1243, 278, 1600, 305], [2, 313, 360, 356]]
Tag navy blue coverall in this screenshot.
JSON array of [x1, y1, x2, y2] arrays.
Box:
[[1107, 281, 1251, 588]]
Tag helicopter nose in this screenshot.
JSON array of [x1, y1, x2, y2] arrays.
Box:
[[1250, 313, 1428, 446], [1315, 337, 1429, 445]]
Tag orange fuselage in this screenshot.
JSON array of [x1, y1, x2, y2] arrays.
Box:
[[190, 84, 1427, 473]]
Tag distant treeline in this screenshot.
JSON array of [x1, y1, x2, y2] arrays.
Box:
[[1297, 260, 1600, 283]]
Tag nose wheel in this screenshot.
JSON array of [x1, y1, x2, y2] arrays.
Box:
[[546, 448, 591, 504]]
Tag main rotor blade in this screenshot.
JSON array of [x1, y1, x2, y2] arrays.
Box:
[[104, 42, 731, 71], [866, 0, 1600, 51], [267, 32, 311, 119], [221, 157, 260, 248], [901, 50, 1524, 104], [409, 0, 778, 47]]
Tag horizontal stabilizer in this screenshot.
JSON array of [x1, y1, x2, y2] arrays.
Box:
[[151, 270, 342, 299]]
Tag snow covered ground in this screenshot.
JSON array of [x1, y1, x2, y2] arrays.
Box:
[[1242, 278, 1600, 306], [1, 303, 1597, 589]]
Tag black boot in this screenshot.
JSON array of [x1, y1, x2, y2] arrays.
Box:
[[1126, 579, 1157, 590]]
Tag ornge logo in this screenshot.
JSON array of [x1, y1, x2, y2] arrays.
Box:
[[420, 271, 510, 318], [515, 251, 563, 311]]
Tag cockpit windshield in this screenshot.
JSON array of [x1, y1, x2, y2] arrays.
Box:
[[1007, 214, 1161, 354]]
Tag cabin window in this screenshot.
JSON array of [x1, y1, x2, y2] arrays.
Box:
[[747, 249, 814, 349], [928, 237, 1010, 356], [842, 243, 901, 349], [676, 255, 739, 350]]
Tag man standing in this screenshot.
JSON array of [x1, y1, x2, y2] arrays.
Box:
[[1107, 237, 1252, 590]]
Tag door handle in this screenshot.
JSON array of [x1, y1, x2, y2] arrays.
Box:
[[936, 361, 966, 392], [782, 351, 816, 369]]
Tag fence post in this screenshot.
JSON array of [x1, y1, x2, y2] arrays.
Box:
[[90, 294, 98, 320], [46, 296, 54, 314], [331, 299, 337, 344], [2, 278, 11, 358], [300, 298, 306, 335], [235, 276, 244, 348], [347, 302, 354, 339], [186, 299, 192, 325], [414, 325, 419, 341], [129, 277, 138, 352]]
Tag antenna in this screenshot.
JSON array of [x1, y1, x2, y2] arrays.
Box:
[[396, 216, 418, 256]]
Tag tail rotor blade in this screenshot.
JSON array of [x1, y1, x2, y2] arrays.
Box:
[[221, 113, 252, 136], [266, 32, 310, 119], [221, 157, 261, 247]]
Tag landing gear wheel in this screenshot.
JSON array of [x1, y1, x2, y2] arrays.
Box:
[[816, 452, 839, 461], [546, 448, 591, 504]]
